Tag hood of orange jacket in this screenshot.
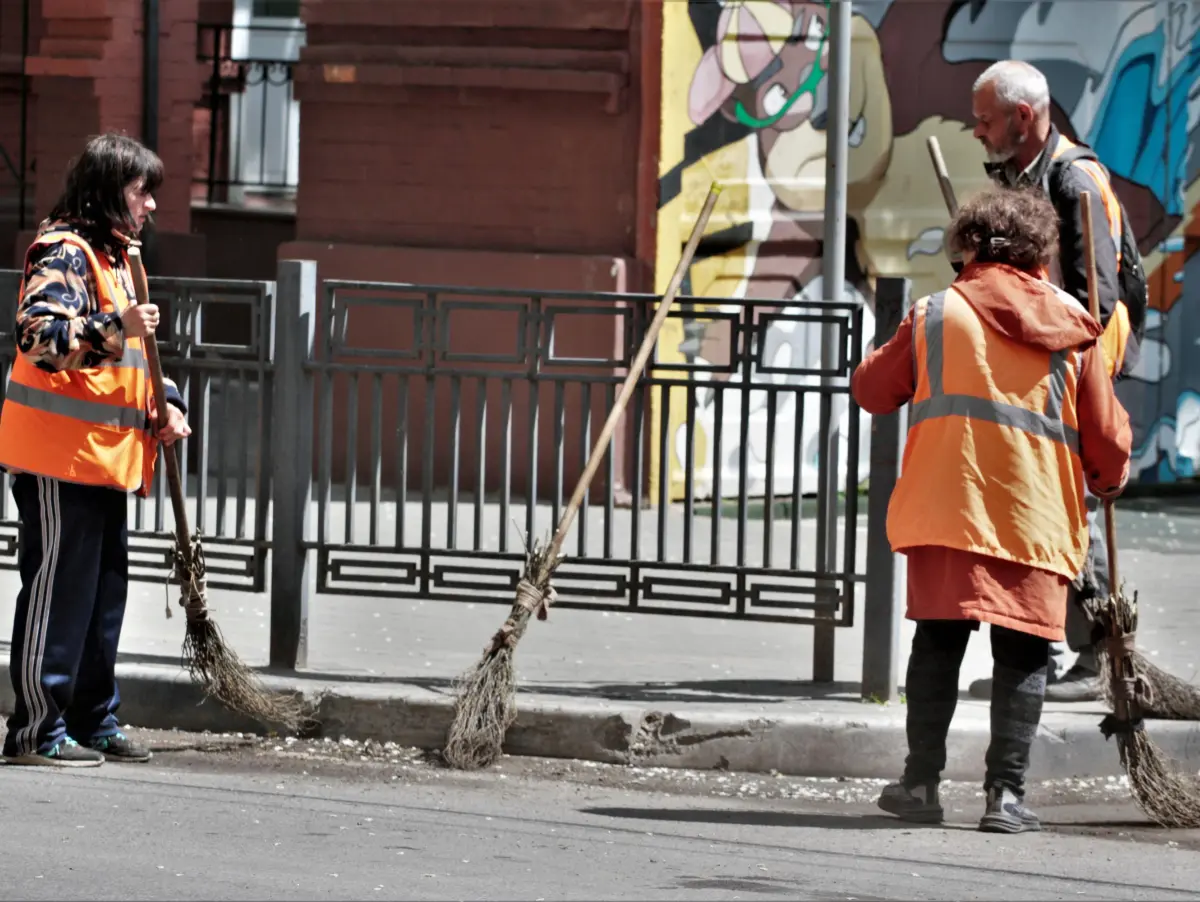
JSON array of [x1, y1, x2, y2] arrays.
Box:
[[952, 262, 1103, 353]]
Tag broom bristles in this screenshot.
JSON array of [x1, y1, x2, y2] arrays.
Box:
[[1119, 729, 1200, 829], [173, 535, 312, 733], [442, 536, 560, 771], [1090, 585, 1200, 829], [183, 616, 312, 732]]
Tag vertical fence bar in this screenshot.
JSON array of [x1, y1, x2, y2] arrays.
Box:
[[499, 381, 513, 553], [630, 379, 645, 569], [841, 305, 865, 613], [369, 373, 383, 546], [710, 387, 723, 566], [525, 380, 540, 544], [394, 375, 409, 548], [862, 278, 910, 701], [215, 368, 230, 536], [682, 383, 695, 563], [552, 381, 565, 531], [603, 382, 615, 559], [763, 387, 778, 568], [269, 259, 316, 670], [344, 373, 359, 545], [577, 381, 591, 557], [790, 390, 806, 570], [196, 371, 211, 534], [235, 367, 251, 539], [656, 386, 670, 562], [474, 377, 488, 550], [447, 375, 461, 550]]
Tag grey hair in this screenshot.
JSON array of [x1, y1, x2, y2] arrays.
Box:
[[973, 60, 1050, 114]]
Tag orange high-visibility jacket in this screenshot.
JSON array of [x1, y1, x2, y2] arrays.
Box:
[[886, 287, 1090, 580], [1050, 134, 1131, 379], [0, 232, 157, 495]]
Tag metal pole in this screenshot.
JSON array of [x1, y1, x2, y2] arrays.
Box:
[[269, 259, 317, 670], [142, 0, 160, 152], [861, 277, 911, 701], [17, 0, 30, 230], [813, 0, 852, 682]]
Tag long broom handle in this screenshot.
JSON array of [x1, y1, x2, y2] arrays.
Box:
[[1080, 191, 1120, 590], [128, 247, 193, 558], [548, 183, 722, 558], [926, 136, 959, 215]]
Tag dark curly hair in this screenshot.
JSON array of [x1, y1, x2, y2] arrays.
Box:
[[47, 133, 163, 237], [947, 186, 1059, 271]]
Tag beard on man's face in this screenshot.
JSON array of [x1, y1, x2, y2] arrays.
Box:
[[982, 115, 1028, 164]]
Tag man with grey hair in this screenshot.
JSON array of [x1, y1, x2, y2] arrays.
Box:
[[963, 59, 1145, 703]]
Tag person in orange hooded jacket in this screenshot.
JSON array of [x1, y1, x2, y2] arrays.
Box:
[[852, 187, 1131, 833]]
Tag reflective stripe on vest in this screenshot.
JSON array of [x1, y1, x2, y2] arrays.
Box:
[[910, 291, 1080, 453], [5, 381, 147, 430]]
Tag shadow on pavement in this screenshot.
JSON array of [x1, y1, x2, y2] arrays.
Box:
[[580, 805, 963, 831]]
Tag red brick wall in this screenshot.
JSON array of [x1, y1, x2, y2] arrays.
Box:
[[18, 0, 202, 253], [282, 0, 658, 498]]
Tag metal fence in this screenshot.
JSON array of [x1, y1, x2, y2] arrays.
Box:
[[197, 22, 304, 203], [0, 261, 908, 698]]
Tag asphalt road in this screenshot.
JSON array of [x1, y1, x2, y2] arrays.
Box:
[[1, 730, 1199, 901]]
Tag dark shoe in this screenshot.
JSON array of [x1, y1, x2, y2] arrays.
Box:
[[968, 677, 992, 700], [90, 731, 152, 763], [3, 737, 104, 768], [979, 786, 1041, 834], [1043, 664, 1101, 702], [877, 781, 944, 824]]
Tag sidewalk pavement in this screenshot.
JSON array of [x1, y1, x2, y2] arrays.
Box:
[[2, 495, 1199, 781]]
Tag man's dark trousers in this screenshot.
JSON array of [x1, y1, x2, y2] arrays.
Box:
[[3, 474, 129, 757]]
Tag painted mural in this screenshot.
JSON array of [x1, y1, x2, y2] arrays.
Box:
[[651, 0, 1200, 502]]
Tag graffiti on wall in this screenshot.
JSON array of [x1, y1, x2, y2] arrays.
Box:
[[651, 0, 1200, 502]]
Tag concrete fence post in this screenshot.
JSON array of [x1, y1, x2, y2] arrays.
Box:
[[861, 276, 912, 702], [269, 259, 317, 671]]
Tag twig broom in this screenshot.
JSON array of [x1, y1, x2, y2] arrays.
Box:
[[926, 137, 1200, 718], [442, 183, 723, 770], [128, 246, 309, 732], [1080, 192, 1200, 828]]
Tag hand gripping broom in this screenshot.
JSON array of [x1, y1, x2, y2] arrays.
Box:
[[441, 183, 723, 770], [924, 142, 1200, 720], [1079, 192, 1200, 828], [128, 246, 308, 732]]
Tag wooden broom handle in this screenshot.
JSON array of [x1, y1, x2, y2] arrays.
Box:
[[926, 136, 958, 215], [548, 183, 722, 557], [1080, 191, 1119, 590], [127, 246, 193, 554]]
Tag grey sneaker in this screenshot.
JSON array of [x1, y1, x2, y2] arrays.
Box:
[[90, 731, 152, 763], [979, 786, 1041, 834], [877, 781, 944, 824], [3, 737, 104, 768], [1043, 664, 1101, 702]]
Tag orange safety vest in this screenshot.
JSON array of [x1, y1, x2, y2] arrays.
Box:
[[0, 232, 157, 495], [887, 287, 1089, 579], [1050, 135, 1131, 379]]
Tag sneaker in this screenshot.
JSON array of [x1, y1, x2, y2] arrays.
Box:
[[1043, 665, 1101, 702], [978, 786, 1041, 834], [3, 737, 104, 768], [877, 781, 944, 824], [89, 732, 152, 763]]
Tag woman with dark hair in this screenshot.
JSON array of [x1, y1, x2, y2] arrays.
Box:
[[851, 187, 1132, 833], [0, 133, 191, 767]]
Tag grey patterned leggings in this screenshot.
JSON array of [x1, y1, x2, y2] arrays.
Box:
[[903, 620, 1049, 797]]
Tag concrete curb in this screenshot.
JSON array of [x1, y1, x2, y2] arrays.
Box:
[[3, 655, 1199, 781]]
